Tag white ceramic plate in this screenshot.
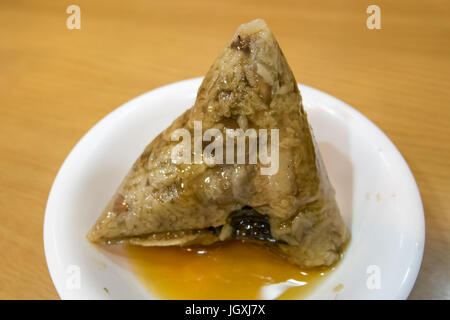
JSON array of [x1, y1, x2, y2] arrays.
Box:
[[44, 78, 425, 299]]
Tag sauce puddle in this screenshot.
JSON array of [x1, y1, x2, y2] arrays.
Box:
[[103, 241, 331, 299]]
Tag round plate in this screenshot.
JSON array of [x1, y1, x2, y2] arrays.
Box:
[[44, 78, 425, 299]]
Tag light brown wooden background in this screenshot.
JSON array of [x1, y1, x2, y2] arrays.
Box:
[[0, 0, 449, 299]]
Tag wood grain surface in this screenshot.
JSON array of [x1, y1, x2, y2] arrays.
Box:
[[0, 0, 448, 299]]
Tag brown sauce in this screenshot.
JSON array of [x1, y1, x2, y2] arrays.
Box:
[[102, 241, 331, 299]]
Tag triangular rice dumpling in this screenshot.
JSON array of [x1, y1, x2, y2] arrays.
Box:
[[88, 19, 349, 268]]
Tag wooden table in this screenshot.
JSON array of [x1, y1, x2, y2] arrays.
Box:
[[1, 0, 448, 299]]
